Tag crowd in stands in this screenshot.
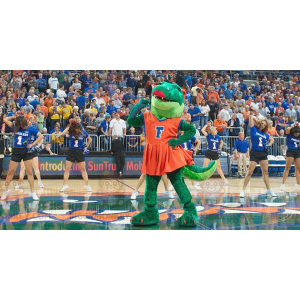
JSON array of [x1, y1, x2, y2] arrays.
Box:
[[0, 70, 300, 153]]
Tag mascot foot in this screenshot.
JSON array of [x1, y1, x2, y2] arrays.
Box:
[[130, 207, 159, 226], [176, 202, 198, 227]]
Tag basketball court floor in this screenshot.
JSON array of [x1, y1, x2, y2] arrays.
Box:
[[1, 177, 300, 230]]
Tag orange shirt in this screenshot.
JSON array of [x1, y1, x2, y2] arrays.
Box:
[[207, 91, 220, 103], [25, 113, 37, 122], [44, 97, 53, 109], [245, 100, 252, 106], [103, 96, 110, 105], [213, 119, 227, 132], [268, 127, 279, 136], [40, 106, 49, 118]]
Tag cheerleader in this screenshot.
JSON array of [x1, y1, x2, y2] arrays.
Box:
[[201, 123, 228, 185], [1, 116, 43, 200], [280, 124, 300, 190], [239, 114, 276, 198], [16, 134, 44, 189], [59, 121, 92, 192], [169, 131, 201, 190]]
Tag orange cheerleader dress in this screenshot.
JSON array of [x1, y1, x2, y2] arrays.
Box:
[[142, 111, 194, 176]]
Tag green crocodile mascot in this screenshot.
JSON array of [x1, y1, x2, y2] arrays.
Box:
[[127, 82, 217, 227]]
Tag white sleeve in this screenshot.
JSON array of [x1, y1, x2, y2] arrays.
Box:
[[122, 120, 126, 129]]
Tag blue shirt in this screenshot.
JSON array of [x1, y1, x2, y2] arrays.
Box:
[[250, 125, 269, 151], [14, 126, 39, 148], [69, 130, 88, 149], [181, 137, 196, 150], [17, 97, 26, 107], [276, 118, 286, 131], [100, 121, 110, 134], [188, 106, 201, 121], [184, 75, 192, 86], [286, 133, 300, 150], [29, 99, 40, 110], [224, 89, 234, 99], [266, 102, 277, 113], [106, 105, 118, 116], [238, 83, 247, 93], [206, 134, 221, 151], [234, 139, 249, 153], [76, 95, 86, 107], [36, 78, 46, 89]]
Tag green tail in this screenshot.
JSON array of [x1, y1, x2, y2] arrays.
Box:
[[182, 161, 217, 181]]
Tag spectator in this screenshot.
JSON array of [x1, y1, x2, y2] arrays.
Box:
[[100, 115, 111, 150], [213, 114, 228, 136], [48, 72, 59, 93], [57, 70, 67, 84], [285, 104, 297, 120], [233, 132, 249, 178], [228, 114, 241, 136], [275, 112, 288, 132], [127, 127, 139, 151], [40, 142, 55, 155], [60, 100, 73, 128], [24, 99, 34, 113], [188, 103, 201, 129], [49, 101, 62, 130], [199, 100, 210, 129], [111, 135, 125, 177], [107, 100, 118, 116], [109, 112, 126, 138], [57, 84, 67, 103], [82, 109, 90, 128], [76, 90, 86, 113], [181, 107, 191, 123], [51, 125, 64, 154]]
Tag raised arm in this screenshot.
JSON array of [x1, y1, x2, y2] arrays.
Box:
[[201, 124, 208, 137], [61, 126, 70, 136], [127, 99, 150, 127], [3, 115, 16, 128]]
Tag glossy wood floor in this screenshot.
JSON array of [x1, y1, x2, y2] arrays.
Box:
[[1, 176, 298, 197]]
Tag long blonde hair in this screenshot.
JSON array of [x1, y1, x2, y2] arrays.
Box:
[[255, 117, 269, 133]]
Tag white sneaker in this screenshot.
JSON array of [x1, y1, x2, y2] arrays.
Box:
[[169, 185, 174, 191], [280, 184, 285, 191], [191, 185, 202, 191], [29, 192, 39, 201], [15, 182, 24, 189], [239, 190, 245, 198], [38, 181, 44, 188], [163, 191, 175, 199], [84, 185, 92, 192], [224, 179, 229, 186], [267, 190, 277, 197], [1, 191, 10, 200], [60, 185, 69, 192], [131, 191, 139, 200]]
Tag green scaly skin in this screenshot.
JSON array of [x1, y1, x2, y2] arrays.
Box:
[[128, 82, 216, 227]]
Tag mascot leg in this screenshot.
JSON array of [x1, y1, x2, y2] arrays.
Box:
[[130, 175, 160, 226], [167, 168, 198, 227]]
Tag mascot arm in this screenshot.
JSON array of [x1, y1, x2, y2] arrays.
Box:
[[168, 120, 196, 148], [127, 99, 150, 127]]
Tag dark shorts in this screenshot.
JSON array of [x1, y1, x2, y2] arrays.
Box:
[[205, 149, 219, 161], [286, 149, 300, 159], [11, 148, 33, 163], [66, 148, 85, 163], [31, 151, 39, 158], [250, 149, 268, 162]]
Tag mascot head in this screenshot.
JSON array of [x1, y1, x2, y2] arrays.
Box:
[[151, 82, 184, 119]]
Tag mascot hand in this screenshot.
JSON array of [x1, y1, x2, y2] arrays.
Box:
[[139, 99, 150, 107], [168, 139, 180, 148]]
